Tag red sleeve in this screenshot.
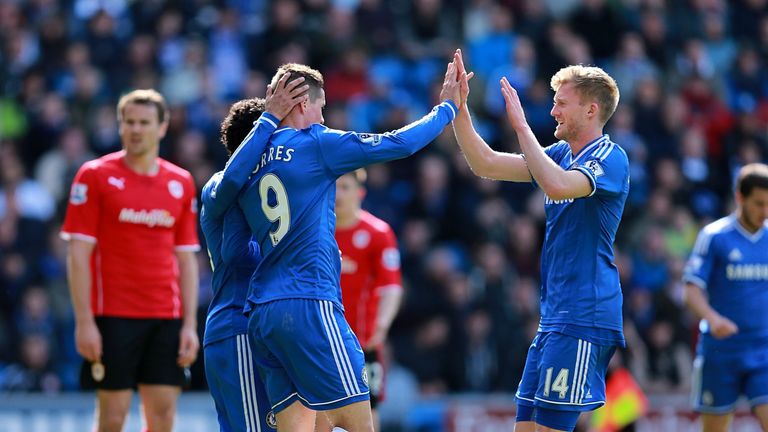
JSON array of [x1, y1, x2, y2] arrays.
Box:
[[373, 226, 402, 293], [175, 173, 200, 251], [60, 163, 100, 243]]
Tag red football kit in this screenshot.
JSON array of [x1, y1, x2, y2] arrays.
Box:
[[335, 210, 402, 346], [61, 151, 200, 319]]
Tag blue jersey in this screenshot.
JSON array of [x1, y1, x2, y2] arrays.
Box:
[[238, 101, 457, 309], [683, 215, 768, 352], [535, 134, 629, 345], [200, 112, 280, 346]]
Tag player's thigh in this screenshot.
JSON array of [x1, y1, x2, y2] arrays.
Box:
[[252, 299, 369, 413], [753, 403, 768, 431], [515, 333, 543, 408], [82, 317, 151, 390], [275, 400, 315, 432], [534, 332, 614, 412], [95, 389, 133, 430], [324, 400, 373, 432], [692, 354, 741, 414], [138, 319, 187, 387], [533, 406, 581, 432], [204, 334, 273, 432], [699, 413, 733, 432], [742, 349, 768, 413], [138, 383, 180, 430]]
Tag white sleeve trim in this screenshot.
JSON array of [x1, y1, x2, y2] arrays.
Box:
[[175, 244, 201, 252], [60, 232, 97, 243], [682, 275, 708, 291]]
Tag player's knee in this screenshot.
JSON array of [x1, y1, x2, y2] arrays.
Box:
[[96, 411, 128, 432]]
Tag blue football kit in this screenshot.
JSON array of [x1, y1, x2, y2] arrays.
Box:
[[515, 135, 629, 431], [201, 111, 280, 432], [684, 215, 768, 413], [238, 100, 457, 413]]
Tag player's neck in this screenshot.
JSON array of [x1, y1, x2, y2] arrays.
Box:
[[122, 152, 159, 175], [336, 208, 361, 229], [281, 111, 309, 130], [736, 210, 762, 234], [567, 127, 603, 155]]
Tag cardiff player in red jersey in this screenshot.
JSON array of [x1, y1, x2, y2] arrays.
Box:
[[334, 168, 403, 431], [61, 89, 200, 432]]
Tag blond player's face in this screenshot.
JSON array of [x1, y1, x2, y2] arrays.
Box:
[[119, 102, 168, 157], [335, 174, 360, 217], [550, 82, 588, 142]]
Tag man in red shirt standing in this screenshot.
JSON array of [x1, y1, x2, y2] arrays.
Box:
[[334, 168, 403, 431], [61, 89, 200, 432]]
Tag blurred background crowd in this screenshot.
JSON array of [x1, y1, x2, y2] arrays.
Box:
[[0, 0, 766, 406]]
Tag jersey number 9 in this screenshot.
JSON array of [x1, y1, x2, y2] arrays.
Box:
[[259, 174, 291, 246]]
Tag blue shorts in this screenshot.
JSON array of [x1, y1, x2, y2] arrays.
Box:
[[515, 331, 615, 429], [247, 299, 369, 413], [692, 348, 768, 413], [204, 334, 275, 431]]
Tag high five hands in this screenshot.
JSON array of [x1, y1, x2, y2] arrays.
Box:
[[440, 49, 475, 109]]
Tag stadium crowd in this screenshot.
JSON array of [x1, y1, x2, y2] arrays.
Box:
[[0, 0, 766, 403]]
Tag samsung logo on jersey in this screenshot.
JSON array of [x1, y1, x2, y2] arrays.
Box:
[[544, 196, 574, 205], [251, 145, 295, 175], [726, 264, 768, 280], [119, 208, 175, 228]]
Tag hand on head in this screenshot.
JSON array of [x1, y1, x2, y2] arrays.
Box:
[[265, 73, 310, 120]]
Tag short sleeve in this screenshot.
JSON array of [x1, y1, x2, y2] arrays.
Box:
[[60, 163, 100, 243], [683, 229, 717, 290], [572, 144, 628, 197], [175, 174, 201, 251]]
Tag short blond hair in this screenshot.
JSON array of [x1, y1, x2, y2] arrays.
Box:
[[117, 89, 169, 123], [550, 65, 619, 125]]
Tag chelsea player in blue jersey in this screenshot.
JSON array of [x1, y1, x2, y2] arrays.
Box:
[[200, 74, 307, 432], [683, 163, 768, 432], [237, 59, 462, 431], [451, 50, 628, 432]]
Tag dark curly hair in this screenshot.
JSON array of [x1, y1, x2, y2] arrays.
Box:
[[219, 97, 266, 156]]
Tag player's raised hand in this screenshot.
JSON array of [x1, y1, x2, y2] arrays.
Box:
[[265, 74, 309, 120], [453, 49, 475, 110], [75, 319, 102, 362], [500, 77, 529, 131], [439, 58, 461, 107], [708, 313, 739, 339], [177, 325, 200, 367]]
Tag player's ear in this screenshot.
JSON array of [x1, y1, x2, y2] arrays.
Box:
[[358, 186, 366, 201]]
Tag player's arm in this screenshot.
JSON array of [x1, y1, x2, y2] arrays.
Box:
[[205, 75, 308, 219], [450, 50, 531, 182], [451, 108, 532, 182], [319, 58, 461, 174], [500, 78, 593, 200], [176, 249, 199, 367], [67, 238, 102, 362], [683, 282, 738, 339], [368, 286, 402, 350], [366, 227, 403, 350]]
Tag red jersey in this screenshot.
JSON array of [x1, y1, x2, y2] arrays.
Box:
[[336, 210, 402, 345], [61, 151, 200, 319]]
